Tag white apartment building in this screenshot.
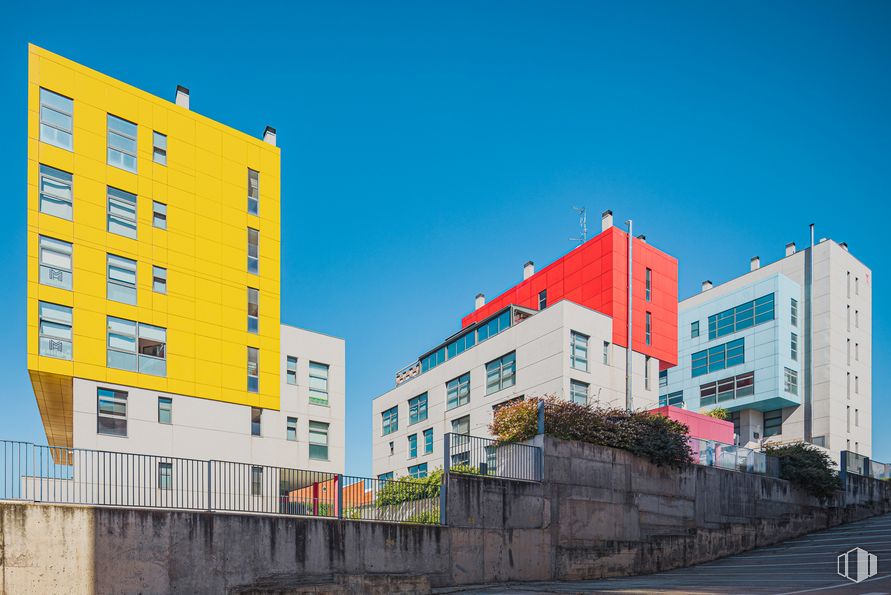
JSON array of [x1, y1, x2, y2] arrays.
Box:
[[662, 237, 872, 460]]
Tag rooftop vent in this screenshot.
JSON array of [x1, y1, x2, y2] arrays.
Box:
[[750, 256, 760, 271], [840, 242, 849, 251], [702, 280, 713, 292], [523, 261, 534, 280], [263, 126, 277, 146], [785, 242, 796, 256], [475, 293, 485, 310], [175, 85, 190, 109], [636, 234, 647, 244], [601, 210, 613, 231]]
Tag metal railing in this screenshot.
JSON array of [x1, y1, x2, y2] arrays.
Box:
[[0, 440, 440, 525], [444, 433, 542, 482], [841, 451, 890, 482], [688, 437, 780, 477]]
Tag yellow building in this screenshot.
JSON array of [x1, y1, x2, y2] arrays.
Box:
[[27, 45, 282, 449]]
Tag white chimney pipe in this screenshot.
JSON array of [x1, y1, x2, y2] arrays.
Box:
[[523, 261, 534, 280], [785, 242, 796, 256], [475, 293, 485, 310], [175, 85, 190, 109], [263, 126, 277, 146], [601, 210, 613, 232], [702, 280, 713, 292], [750, 256, 760, 271]]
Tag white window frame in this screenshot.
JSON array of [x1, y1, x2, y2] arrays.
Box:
[[152, 131, 167, 165], [247, 228, 259, 274], [107, 114, 138, 173], [107, 254, 138, 305], [152, 266, 167, 294], [309, 421, 329, 460], [38, 164, 73, 220], [286, 356, 298, 385], [286, 416, 298, 441], [39, 88, 73, 150], [486, 352, 516, 395], [247, 347, 259, 393], [107, 187, 137, 239], [570, 379, 589, 405], [247, 287, 259, 334], [571, 331, 589, 371], [447, 373, 471, 409], [157, 397, 172, 425], [309, 362, 330, 405], [97, 387, 127, 437], [106, 317, 167, 376], [248, 169, 259, 215], [38, 235, 73, 290], [152, 201, 167, 230], [784, 367, 798, 395], [38, 301, 73, 360]]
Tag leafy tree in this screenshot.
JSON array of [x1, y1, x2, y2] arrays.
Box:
[[764, 442, 840, 499]]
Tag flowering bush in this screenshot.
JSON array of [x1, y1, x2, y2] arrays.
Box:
[[489, 395, 692, 469]]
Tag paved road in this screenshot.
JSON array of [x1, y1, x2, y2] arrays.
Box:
[[444, 513, 891, 595]]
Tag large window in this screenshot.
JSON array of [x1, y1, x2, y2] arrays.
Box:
[[108, 187, 137, 239], [247, 347, 259, 393], [570, 331, 589, 371], [408, 434, 418, 458], [708, 293, 775, 340], [659, 369, 668, 389], [570, 379, 588, 405], [309, 421, 329, 460], [763, 409, 783, 437], [784, 368, 798, 395], [247, 288, 259, 334], [39, 165, 73, 220], [107, 254, 137, 305], [408, 393, 428, 425], [423, 428, 433, 454], [408, 463, 428, 478], [420, 308, 510, 373], [286, 356, 298, 385], [248, 169, 259, 215], [107, 114, 138, 172], [699, 371, 754, 406], [247, 228, 259, 274], [38, 236, 73, 290], [152, 201, 167, 230], [486, 352, 516, 394], [447, 373, 471, 409], [39, 88, 73, 150], [157, 397, 172, 424], [251, 407, 262, 436], [691, 338, 744, 377], [158, 463, 173, 490], [382, 406, 398, 435], [309, 362, 329, 405], [152, 132, 167, 165], [659, 391, 684, 407], [97, 387, 127, 436], [107, 317, 167, 376], [450, 416, 470, 465], [38, 301, 72, 360], [691, 320, 699, 338]]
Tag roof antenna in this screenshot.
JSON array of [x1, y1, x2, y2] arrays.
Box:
[[569, 206, 587, 246]]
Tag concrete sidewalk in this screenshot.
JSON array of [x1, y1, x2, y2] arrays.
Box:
[[440, 513, 891, 594]]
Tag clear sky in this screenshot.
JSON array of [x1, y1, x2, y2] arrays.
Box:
[[2, 1, 889, 476]]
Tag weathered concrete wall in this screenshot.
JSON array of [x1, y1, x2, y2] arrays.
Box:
[[0, 438, 888, 594]]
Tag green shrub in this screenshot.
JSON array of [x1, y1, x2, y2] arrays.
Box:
[[703, 407, 730, 420], [764, 442, 839, 499], [405, 508, 440, 525], [488, 395, 692, 469], [376, 470, 442, 507]]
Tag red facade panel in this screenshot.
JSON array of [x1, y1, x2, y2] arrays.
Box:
[[461, 226, 678, 365]]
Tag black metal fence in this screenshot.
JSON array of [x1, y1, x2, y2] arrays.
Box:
[[444, 433, 542, 482], [0, 440, 440, 525]]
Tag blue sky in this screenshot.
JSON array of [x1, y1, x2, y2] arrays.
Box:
[[2, 1, 889, 475]]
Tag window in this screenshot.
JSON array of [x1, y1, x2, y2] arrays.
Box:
[[39, 88, 73, 150], [855, 310, 859, 328], [855, 277, 859, 295], [659, 391, 684, 407], [39, 165, 73, 220], [763, 409, 783, 437], [247, 347, 259, 392], [157, 397, 172, 424], [486, 352, 516, 394], [691, 320, 700, 338], [420, 309, 509, 373], [645, 312, 652, 345], [855, 343, 859, 361], [286, 356, 297, 385], [107, 187, 137, 238], [538, 290, 547, 310], [251, 466, 263, 496], [451, 415, 470, 436], [389, 441, 394, 455], [247, 288, 259, 334], [309, 362, 329, 405], [855, 408, 859, 427], [251, 407, 262, 436], [423, 428, 433, 454], [107, 317, 167, 376], [247, 228, 259, 274], [784, 368, 798, 395], [152, 132, 167, 165], [790, 332, 798, 361], [790, 298, 798, 327], [152, 201, 167, 230], [107, 114, 137, 172], [659, 369, 668, 389], [408, 434, 418, 458], [847, 339, 851, 365], [691, 338, 745, 377], [38, 301, 73, 360], [408, 393, 428, 425], [602, 341, 609, 365], [408, 463, 428, 479], [855, 375, 859, 394], [570, 331, 589, 371], [847, 406, 851, 432], [645, 268, 652, 301], [447, 373, 471, 409], [248, 169, 259, 215], [97, 387, 127, 436], [707, 293, 775, 340], [309, 421, 329, 460], [378, 472, 394, 482], [570, 380, 588, 405], [152, 266, 167, 294], [158, 463, 173, 490], [286, 417, 297, 441], [699, 371, 754, 406], [382, 406, 398, 435], [475, 309, 511, 343], [38, 236, 73, 290], [450, 416, 470, 466], [847, 305, 851, 331], [107, 254, 137, 304], [847, 372, 851, 398]]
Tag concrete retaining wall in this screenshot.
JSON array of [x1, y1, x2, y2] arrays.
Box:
[[0, 437, 888, 593]]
